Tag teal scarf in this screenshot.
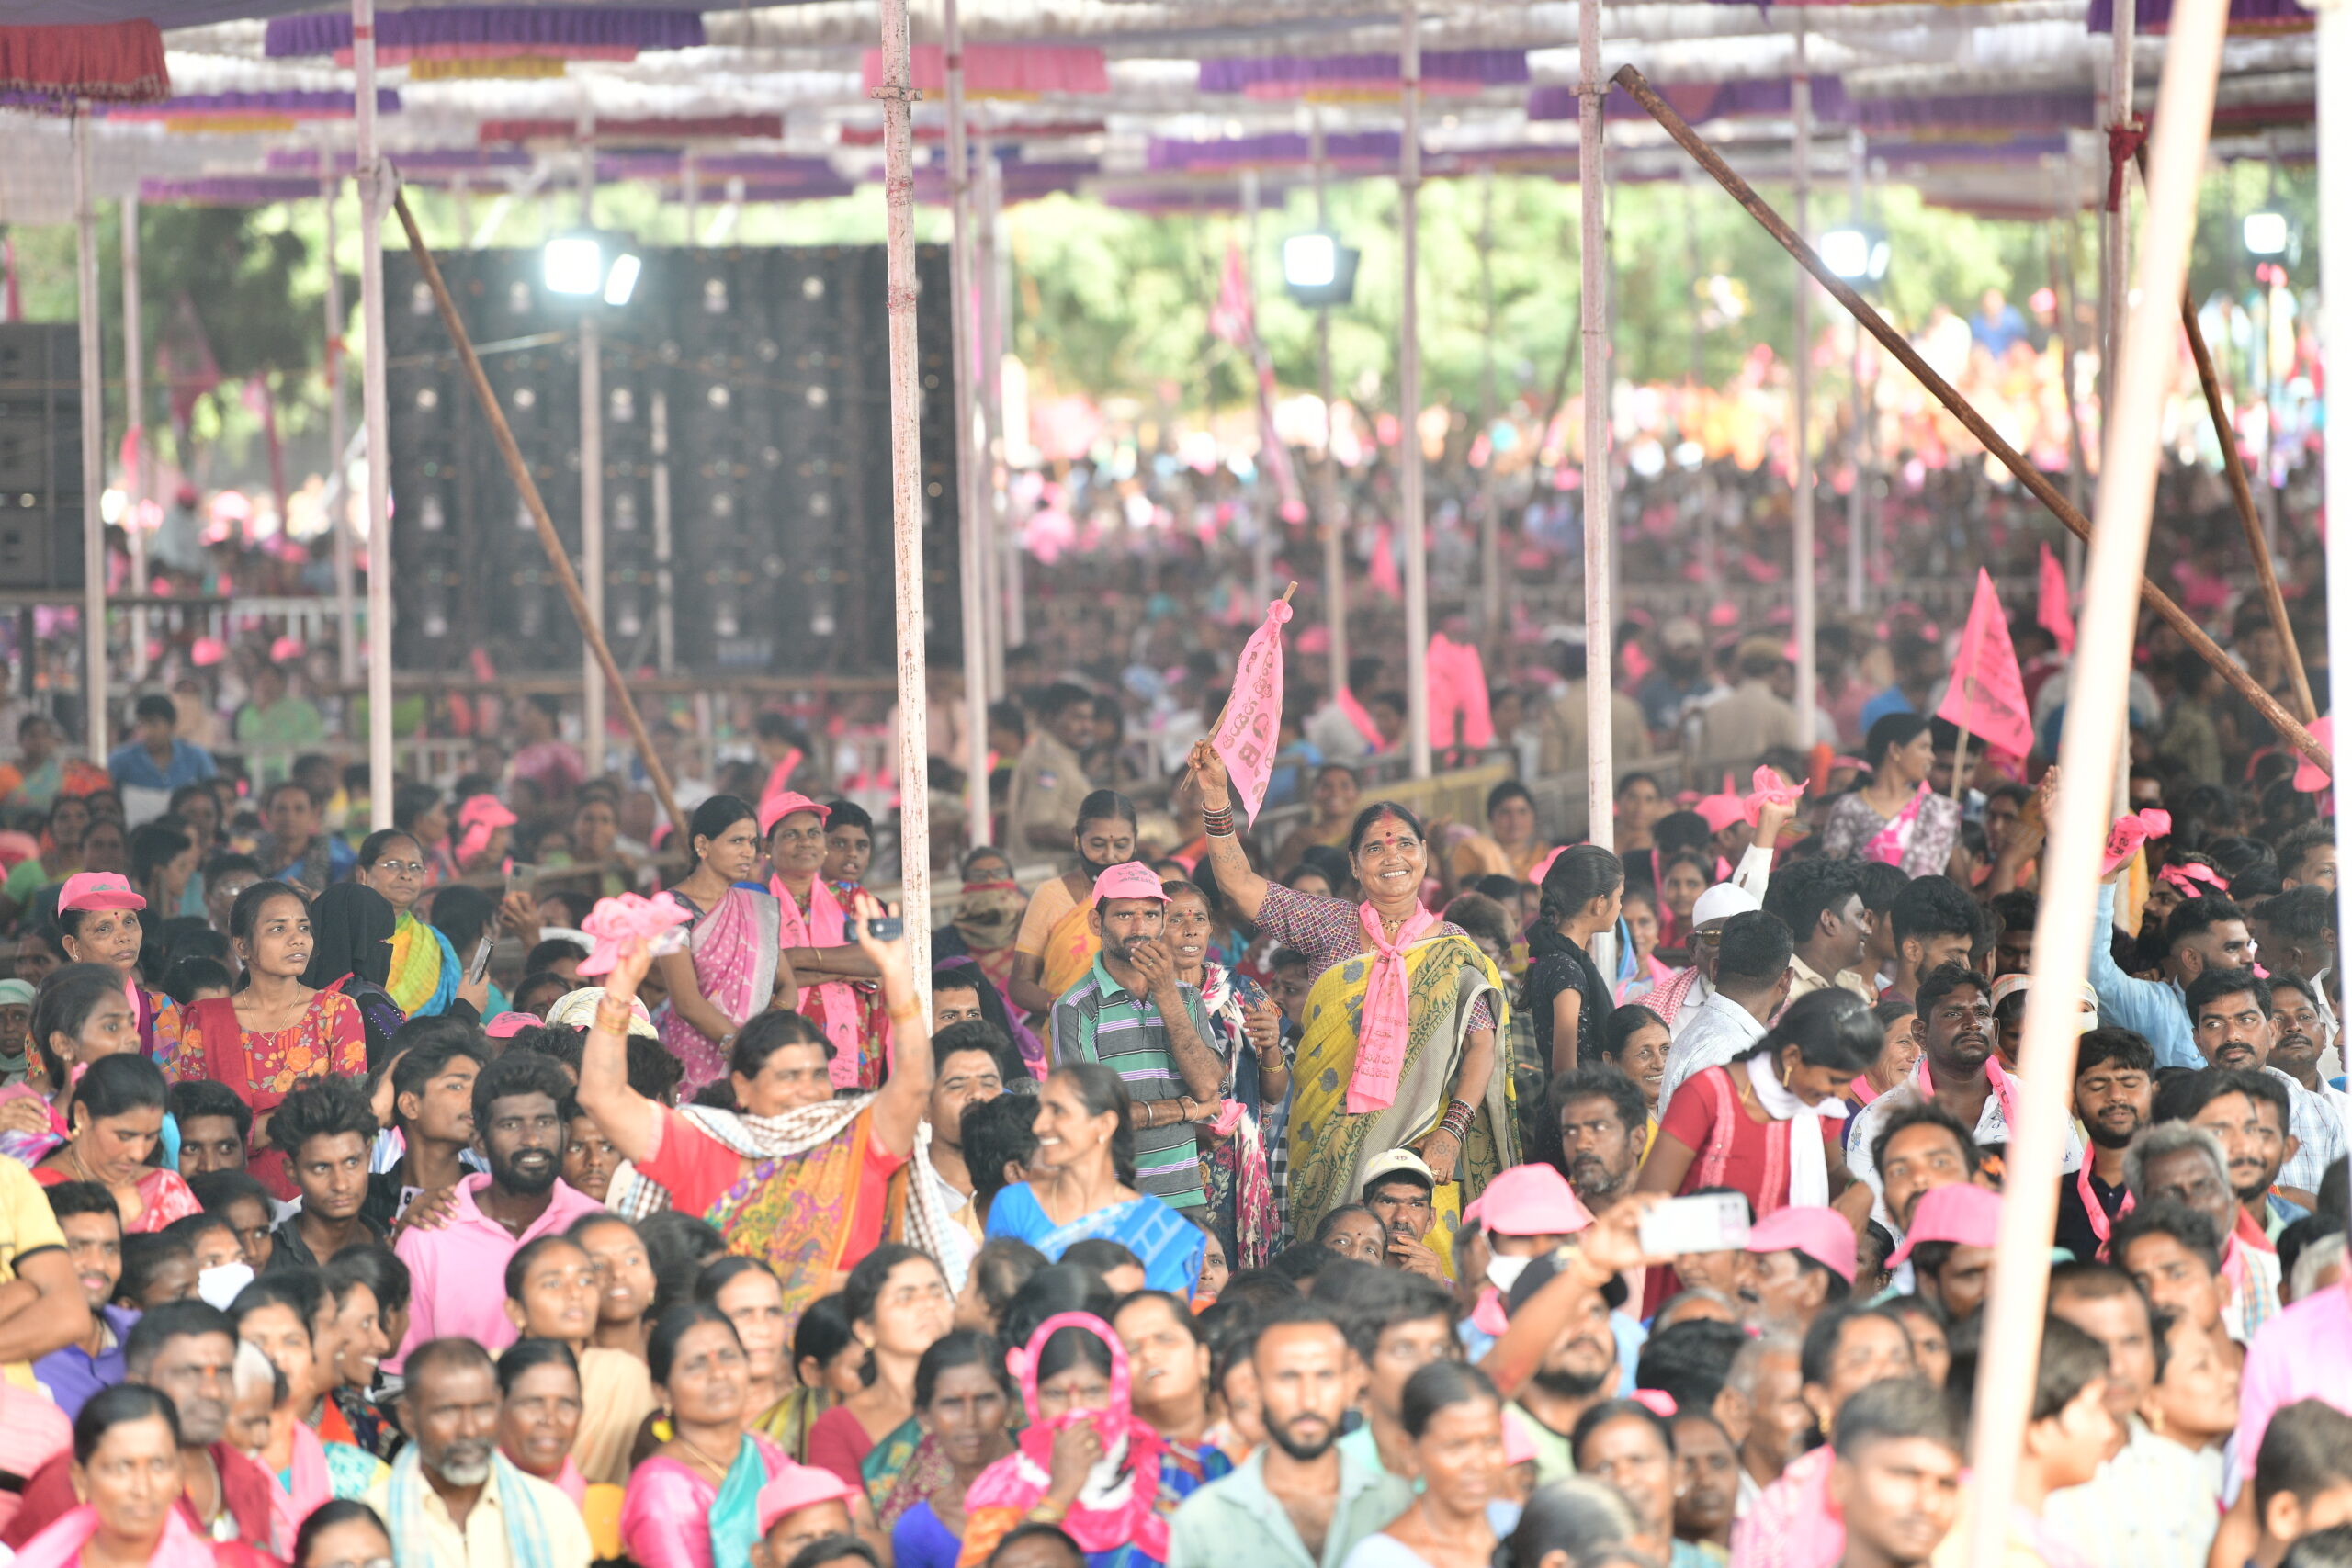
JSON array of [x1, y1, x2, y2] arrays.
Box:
[[709, 1435, 775, 1568], [385, 1443, 555, 1568]]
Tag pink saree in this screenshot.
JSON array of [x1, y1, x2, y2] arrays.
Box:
[[657, 886, 783, 1099], [771, 874, 864, 1091]]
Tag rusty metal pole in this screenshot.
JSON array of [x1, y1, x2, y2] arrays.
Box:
[[876, 0, 933, 991]]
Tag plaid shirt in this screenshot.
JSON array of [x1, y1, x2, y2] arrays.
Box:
[[2269, 1065, 2346, 1197], [1053, 958, 1213, 1209]]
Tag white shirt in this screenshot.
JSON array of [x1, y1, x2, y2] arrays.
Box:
[[1658, 990, 1768, 1119], [1846, 1070, 2083, 1236]]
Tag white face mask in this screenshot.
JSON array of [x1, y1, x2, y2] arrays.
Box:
[[1486, 1253, 1531, 1293], [198, 1262, 254, 1311]]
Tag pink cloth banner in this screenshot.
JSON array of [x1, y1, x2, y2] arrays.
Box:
[[1211, 596, 1295, 824], [1427, 634, 1495, 750], [861, 43, 1108, 97], [1935, 569, 2034, 760], [2037, 542, 2075, 654]]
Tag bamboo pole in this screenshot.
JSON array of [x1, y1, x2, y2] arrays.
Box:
[[1611, 62, 2332, 779], [2132, 141, 2316, 722], [1964, 3, 2229, 1564], [388, 192, 690, 843], [356, 0, 393, 828], [876, 0, 933, 992], [1399, 0, 1430, 780], [72, 111, 105, 761], [944, 0, 991, 851]]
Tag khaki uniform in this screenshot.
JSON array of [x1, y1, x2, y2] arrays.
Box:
[[1007, 730, 1093, 850]]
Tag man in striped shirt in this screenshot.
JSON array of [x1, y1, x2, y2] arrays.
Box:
[[1051, 861, 1225, 1210]]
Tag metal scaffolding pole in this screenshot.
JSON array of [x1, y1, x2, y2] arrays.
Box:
[[1791, 23, 1817, 750], [977, 141, 1019, 661], [1399, 0, 1431, 778], [577, 127, 605, 780], [1581, 0, 1613, 862], [122, 193, 148, 682], [944, 0, 991, 847], [355, 0, 394, 825], [1314, 110, 1348, 706], [73, 112, 106, 761], [325, 178, 356, 687], [1844, 129, 1868, 615], [1478, 165, 1502, 656], [876, 0, 933, 990]]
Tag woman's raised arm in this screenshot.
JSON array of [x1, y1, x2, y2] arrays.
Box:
[[1186, 739, 1272, 923]]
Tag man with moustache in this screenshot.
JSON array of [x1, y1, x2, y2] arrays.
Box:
[[393, 1052, 605, 1369], [1868, 1102, 1982, 1260], [2265, 974, 2350, 1122], [372, 1337, 590, 1568], [2055, 1029, 2157, 1264], [2186, 968, 2346, 1199], [2122, 1119, 2280, 1342], [1495, 1252, 1628, 1483], [1553, 1066, 1647, 1218], [2165, 1066, 2308, 1230], [1165, 1300, 1410, 1568], [1848, 964, 2082, 1221], [1, 1301, 277, 1549]]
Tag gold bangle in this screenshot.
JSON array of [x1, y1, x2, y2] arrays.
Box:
[[1027, 1502, 1069, 1524], [887, 1002, 922, 1025], [594, 1000, 634, 1032]]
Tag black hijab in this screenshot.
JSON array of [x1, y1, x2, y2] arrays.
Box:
[[300, 881, 396, 991]]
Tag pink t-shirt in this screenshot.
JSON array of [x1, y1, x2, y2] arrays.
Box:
[[392, 1172, 608, 1368], [2237, 1281, 2352, 1486]]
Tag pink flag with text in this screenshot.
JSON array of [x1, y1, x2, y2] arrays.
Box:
[[2037, 542, 2075, 654], [1211, 595, 1295, 824], [1936, 569, 2035, 760]]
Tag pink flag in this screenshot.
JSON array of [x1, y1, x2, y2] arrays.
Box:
[[1426, 634, 1495, 750], [2037, 543, 2075, 654], [1211, 595, 1295, 824], [1370, 523, 1402, 599], [1935, 569, 2035, 760]]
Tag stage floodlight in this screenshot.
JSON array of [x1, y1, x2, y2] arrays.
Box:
[[2245, 210, 2290, 257], [603, 251, 642, 306], [1820, 226, 1889, 283], [1282, 232, 1361, 308]]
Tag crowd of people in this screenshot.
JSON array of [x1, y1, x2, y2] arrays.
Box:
[[0, 533, 2338, 1568]]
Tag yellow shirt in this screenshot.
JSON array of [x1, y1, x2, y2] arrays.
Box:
[[0, 1156, 65, 1388], [365, 1462, 592, 1568]]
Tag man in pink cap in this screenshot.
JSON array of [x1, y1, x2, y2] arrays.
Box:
[[1736, 1205, 1857, 1336], [1889, 1182, 2000, 1325], [1049, 861, 1223, 1213], [751, 1464, 859, 1568]]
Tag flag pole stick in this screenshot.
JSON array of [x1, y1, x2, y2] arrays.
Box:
[[1611, 62, 2330, 780], [1951, 725, 1969, 806]]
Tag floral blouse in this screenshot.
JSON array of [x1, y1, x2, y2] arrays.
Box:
[[154, 991, 367, 1094]]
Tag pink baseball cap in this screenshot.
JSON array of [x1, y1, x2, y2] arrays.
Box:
[[58, 872, 146, 914], [754, 1464, 858, 1536], [483, 1011, 540, 1040], [1889, 1184, 2003, 1265], [1744, 1205, 1859, 1284], [1092, 861, 1170, 905], [1462, 1162, 1592, 1237], [758, 790, 831, 837]]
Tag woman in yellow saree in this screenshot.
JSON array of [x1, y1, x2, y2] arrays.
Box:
[[1185, 740, 1516, 1268], [1006, 790, 1139, 1038]]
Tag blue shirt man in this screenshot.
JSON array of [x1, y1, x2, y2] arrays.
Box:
[[107, 694, 217, 793]]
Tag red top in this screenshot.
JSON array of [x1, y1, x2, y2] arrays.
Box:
[[804, 1404, 880, 1493]]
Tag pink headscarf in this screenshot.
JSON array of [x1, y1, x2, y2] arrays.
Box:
[[455, 795, 516, 867]]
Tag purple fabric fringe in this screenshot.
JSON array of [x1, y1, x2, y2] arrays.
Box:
[[266, 6, 705, 59]]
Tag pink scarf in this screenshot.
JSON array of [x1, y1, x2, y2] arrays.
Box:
[[1335, 688, 1385, 752], [1864, 783, 1929, 867], [771, 874, 862, 1089], [1347, 902, 1440, 1113], [965, 1313, 1169, 1562], [15, 1506, 220, 1568], [1911, 1054, 2018, 1137], [267, 1419, 331, 1556]]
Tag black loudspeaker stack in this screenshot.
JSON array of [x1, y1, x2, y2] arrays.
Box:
[[0, 325, 85, 592], [385, 245, 960, 677]]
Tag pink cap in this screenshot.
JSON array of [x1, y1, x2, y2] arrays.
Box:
[[1694, 794, 1748, 835], [754, 1464, 858, 1536], [1462, 1162, 1592, 1237], [59, 872, 146, 914], [1889, 1184, 2003, 1265], [458, 795, 517, 831], [483, 1011, 539, 1039], [2295, 718, 2333, 794], [1092, 861, 1170, 905], [758, 790, 831, 837], [1744, 1205, 1858, 1283]]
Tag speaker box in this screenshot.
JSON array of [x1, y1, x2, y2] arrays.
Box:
[[386, 244, 959, 676], [0, 324, 85, 592]]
